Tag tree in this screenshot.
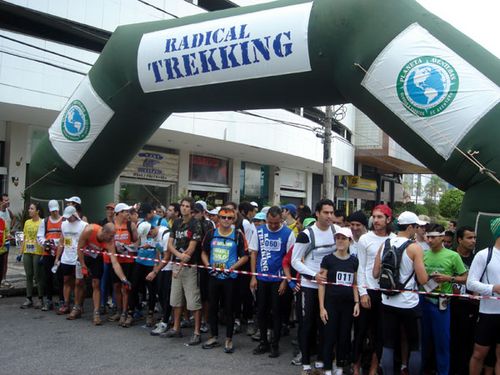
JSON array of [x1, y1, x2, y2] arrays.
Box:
[[425, 175, 446, 203], [439, 188, 464, 219]]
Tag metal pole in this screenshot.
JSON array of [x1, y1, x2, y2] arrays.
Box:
[[323, 106, 333, 199]]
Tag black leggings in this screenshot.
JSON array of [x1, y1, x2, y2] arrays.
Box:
[[300, 287, 325, 365], [257, 280, 282, 347], [353, 289, 383, 363], [157, 270, 172, 323], [130, 263, 157, 312], [41, 255, 56, 300], [323, 298, 355, 370], [209, 277, 236, 338]]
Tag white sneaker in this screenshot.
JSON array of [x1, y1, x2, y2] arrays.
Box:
[[334, 369, 343, 375], [150, 322, 168, 336]]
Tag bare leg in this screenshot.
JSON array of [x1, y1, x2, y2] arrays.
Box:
[[193, 309, 201, 335], [469, 344, 490, 375], [92, 279, 101, 312]]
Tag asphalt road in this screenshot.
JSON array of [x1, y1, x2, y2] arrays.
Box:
[[0, 296, 299, 375]]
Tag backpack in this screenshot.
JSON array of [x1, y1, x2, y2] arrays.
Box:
[[379, 238, 414, 296], [303, 225, 336, 260], [480, 246, 493, 283]]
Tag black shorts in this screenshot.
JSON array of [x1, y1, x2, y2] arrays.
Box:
[[60, 263, 76, 277], [199, 268, 209, 303], [475, 313, 500, 346], [111, 262, 134, 284], [84, 255, 103, 280], [382, 304, 421, 351]]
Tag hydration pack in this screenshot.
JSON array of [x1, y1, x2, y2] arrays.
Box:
[[379, 239, 414, 296]]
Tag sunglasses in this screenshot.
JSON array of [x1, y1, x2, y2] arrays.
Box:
[[219, 215, 235, 220]]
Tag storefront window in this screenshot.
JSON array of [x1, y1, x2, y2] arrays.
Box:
[[189, 155, 228, 185]]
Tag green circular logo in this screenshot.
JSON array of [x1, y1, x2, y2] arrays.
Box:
[[61, 100, 90, 141], [396, 55, 459, 117]]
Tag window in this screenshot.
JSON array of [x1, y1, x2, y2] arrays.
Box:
[[189, 155, 228, 185]]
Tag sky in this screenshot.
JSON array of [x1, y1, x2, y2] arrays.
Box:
[[233, 0, 500, 58]]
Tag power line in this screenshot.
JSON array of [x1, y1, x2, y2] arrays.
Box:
[[137, 0, 178, 18], [0, 34, 94, 66], [0, 49, 86, 75]]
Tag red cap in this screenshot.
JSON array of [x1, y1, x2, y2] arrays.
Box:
[[373, 204, 392, 218]]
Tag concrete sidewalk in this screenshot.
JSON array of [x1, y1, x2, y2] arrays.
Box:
[[0, 247, 27, 297]]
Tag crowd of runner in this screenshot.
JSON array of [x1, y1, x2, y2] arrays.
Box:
[[1, 195, 499, 375]]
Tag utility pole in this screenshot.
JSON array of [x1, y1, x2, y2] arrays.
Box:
[[322, 105, 333, 199]]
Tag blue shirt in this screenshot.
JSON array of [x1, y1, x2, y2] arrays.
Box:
[[253, 225, 293, 282], [136, 238, 162, 267], [202, 228, 245, 280]]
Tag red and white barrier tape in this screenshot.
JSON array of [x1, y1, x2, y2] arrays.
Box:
[[79, 248, 500, 301]]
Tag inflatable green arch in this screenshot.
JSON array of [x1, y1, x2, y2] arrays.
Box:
[[29, 0, 500, 247]]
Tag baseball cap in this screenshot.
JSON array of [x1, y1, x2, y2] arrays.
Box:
[[281, 203, 297, 217], [114, 203, 132, 213], [303, 217, 316, 227], [253, 212, 266, 221], [250, 201, 259, 209], [397, 211, 419, 225], [261, 206, 270, 215], [194, 203, 205, 213], [62, 205, 79, 219], [105, 202, 116, 209], [48, 200, 59, 212], [373, 204, 392, 218], [335, 227, 353, 239], [417, 214, 430, 226], [65, 196, 81, 205], [195, 200, 207, 212], [208, 207, 221, 215]]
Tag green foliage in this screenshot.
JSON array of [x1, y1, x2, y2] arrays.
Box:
[[423, 198, 439, 217], [439, 188, 464, 219]]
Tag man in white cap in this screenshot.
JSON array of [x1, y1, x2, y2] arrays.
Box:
[[416, 215, 430, 250], [108, 203, 138, 327], [373, 211, 429, 375], [65, 196, 87, 222], [36, 200, 63, 311], [54, 205, 87, 316]]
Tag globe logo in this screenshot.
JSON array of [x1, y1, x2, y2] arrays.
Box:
[[61, 100, 90, 141], [396, 56, 459, 117]]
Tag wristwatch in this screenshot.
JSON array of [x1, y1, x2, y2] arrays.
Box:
[[450, 276, 456, 283]]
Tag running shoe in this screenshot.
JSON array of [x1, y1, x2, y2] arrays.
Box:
[[151, 322, 168, 336], [187, 333, 201, 346]]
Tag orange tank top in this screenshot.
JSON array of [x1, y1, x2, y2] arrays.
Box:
[[86, 224, 107, 259], [113, 221, 134, 264], [43, 217, 63, 255]]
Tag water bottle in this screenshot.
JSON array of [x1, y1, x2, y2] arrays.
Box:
[[75, 261, 83, 279], [51, 261, 60, 274]]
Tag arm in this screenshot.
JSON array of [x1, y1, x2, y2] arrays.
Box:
[[250, 250, 258, 291], [356, 236, 368, 297], [467, 251, 497, 295], [76, 226, 91, 269], [291, 232, 323, 281], [353, 271, 360, 317], [372, 243, 383, 279], [318, 268, 328, 324], [410, 243, 429, 285], [54, 235, 64, 264], [107, 242, 127, 281], [36, 219, 46, 246]]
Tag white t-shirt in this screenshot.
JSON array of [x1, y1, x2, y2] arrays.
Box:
[[467, 246, 500, 314], [349, 238, 361, 257], [357, 230, 396, 296], [159, 230, 173, 271], [381, 237, 419, 309], [292, 224, 341, 290], [242, 218, 256, 245], [60, 220, 87, 265]]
